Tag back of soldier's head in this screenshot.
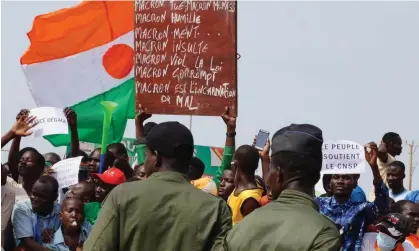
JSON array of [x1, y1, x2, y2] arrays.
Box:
[[270, 124, 323, 187]]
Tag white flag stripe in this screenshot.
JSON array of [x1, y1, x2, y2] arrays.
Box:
[[22, 31, 134, 108]]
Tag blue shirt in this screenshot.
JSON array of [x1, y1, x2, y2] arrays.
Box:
[[11, 200, 61, 246], [350, 186, 366, 203], [315, 181, 389, 251], [405, 190, 419, 203], [43, 220, 92, 251]]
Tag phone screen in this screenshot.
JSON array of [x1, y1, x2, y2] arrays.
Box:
[[255, 130, 270, 150]]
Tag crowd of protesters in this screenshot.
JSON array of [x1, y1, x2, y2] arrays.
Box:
[[1, 106, 419, 251]]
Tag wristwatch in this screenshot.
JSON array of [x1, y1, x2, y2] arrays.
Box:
[[226, 131, 236, 137]]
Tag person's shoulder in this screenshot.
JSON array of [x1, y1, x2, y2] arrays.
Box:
[[405, 190, 419, 202], [2, 183, 16, 196], [318, 213, 340, 229], [6, 176, 17, 185], [53, 202, 61, 214], [12, 199, 32, 216], [14, 199, 31, 209], [314, 195, 331, 205], [353, 186, 366, 193], [81, 220, 93, 233]]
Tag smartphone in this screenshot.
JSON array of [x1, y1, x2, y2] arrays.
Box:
[[255, 130, 270, 150]]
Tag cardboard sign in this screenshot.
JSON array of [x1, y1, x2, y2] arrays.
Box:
[[134, 0, 237, 116], [52, 157, 83, 188], [29, 107, 68, 137], [321, 140, 366, 174]]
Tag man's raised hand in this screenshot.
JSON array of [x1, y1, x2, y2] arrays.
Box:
[[64, 107, 77, 128], [135, 104, 152, 123], [221, 106, 236, 131], [11, 115, 38, 137]]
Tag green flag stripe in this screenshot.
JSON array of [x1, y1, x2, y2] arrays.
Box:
[[44, 78, 135, 147]]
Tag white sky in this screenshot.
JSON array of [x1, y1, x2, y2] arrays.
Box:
[[1, 1, 419, 191]]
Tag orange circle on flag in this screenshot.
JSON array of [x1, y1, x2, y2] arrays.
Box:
[[102, 44, 134, 79]]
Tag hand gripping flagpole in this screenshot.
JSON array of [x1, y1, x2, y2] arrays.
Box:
[[99, 101, 118, 174]]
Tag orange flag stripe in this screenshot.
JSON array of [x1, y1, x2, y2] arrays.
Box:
[[21, 1, 133, 65]]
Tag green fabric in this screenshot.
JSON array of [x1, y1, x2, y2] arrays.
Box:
[[213, 146, 234, 188], [135, 144, 146, 165], [84, 202, 102, 225], [223, 190, 341, 251], [84, 172, 232, 250], [44, 78, 136, 147]]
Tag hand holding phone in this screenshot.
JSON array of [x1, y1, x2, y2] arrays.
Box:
[[255, 130, 270, 150]]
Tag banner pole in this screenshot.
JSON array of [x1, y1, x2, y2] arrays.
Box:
[[189, 115, 193, 131]]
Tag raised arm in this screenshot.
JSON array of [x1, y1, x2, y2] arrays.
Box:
[[2, 114, 37, 148], [134, 104, 152, 165], [253, 137, 270, 184], [213, 106, 236, 187], [135, 104, 151, 139], [365, 145, 389, 220], [367, 141, 389, 163], [7, 110, 36, 182], [64, 108, 80, 157]]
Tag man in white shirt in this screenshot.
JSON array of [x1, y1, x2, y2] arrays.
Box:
[[1, 164, 15, 247], [387, 161, 409, 202], [368, 132, 403, 201], [377, 132, 403, 184]]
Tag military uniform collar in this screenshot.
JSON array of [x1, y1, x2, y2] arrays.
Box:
[[148, 171, 190, 182], [276, 189, 319, 211]]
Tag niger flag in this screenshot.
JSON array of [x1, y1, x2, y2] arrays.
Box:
[[21, 1, 135, 146]]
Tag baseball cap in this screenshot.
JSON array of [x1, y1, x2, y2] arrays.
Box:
[[271, 124, 323, 156], [134, 121, 194, 158], [376, 213, 410, 238], [92, 167, 126, 185]]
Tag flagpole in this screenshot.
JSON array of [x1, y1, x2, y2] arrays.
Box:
[[189, 115, 192, 131]]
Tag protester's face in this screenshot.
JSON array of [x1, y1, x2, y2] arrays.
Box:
[[330, 174, 355, 196], [61, 198, 84, 230], [219, 170, 234, 200], [322, 175, 332, 195], [44, 154, 60, 167], [1, 165, 8, 185], [134, 165, 146, 180], [387, 166, 404, 189], [401, 203, 419, 234], [66, 183, 92, 203], [267, 165, 281, 200], [18, 151, 41, 177], [144, 147, 158, 176], [389, 137, 403, 156], [108, 148, 127, 161], [88, 150, 101, 173], [95, 179, 115, 203], [30, 181, 55, 214]]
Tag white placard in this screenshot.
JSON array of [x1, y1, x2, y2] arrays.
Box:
[[52, 157, 83, 188], [79, 142, 96, 155], [321, 140, 366, 174], [29, 107, 68, 137]]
